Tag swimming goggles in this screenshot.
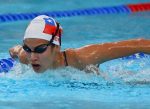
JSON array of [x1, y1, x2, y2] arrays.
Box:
[[22, 23, 60, 53], [23, 43, 52, 53]]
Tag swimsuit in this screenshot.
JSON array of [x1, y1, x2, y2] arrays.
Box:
[[63, 51, 68, 66]]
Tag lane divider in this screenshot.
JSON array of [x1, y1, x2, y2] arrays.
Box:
[[0, 58, 15, 73], [0, 2, 150, 23]]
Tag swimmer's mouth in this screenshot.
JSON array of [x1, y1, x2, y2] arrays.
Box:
[[32, 64, 41, 71], [32, 64, 40, 67]]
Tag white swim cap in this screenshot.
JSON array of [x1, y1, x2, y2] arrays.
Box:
[[24, 15, 62, 46]]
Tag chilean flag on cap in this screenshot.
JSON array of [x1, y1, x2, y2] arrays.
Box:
[[43, 17, 57, 35], [42, 17, 62, 46]]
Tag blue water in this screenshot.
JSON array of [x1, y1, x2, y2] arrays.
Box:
[[0, 0, 150, 109]]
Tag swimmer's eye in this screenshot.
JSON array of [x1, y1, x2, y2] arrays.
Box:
[[23, 45, 32, 53]]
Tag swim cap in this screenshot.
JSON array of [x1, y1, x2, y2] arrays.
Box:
[[24, 15, 62, 46]]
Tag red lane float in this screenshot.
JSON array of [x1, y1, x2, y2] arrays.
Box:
[[127, 2, 150, 12]]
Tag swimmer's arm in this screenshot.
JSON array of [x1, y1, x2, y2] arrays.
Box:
[[9, 45, 29, 64], [75, 38, 150, 66]]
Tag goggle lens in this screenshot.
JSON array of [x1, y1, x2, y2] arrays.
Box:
[[23, 44, 49, 53]]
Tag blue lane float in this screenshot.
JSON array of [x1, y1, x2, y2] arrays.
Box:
[[0, 58, 16, 73], [0, 6, 130, 23], [0, 53, 148, 73], [121, 52, 147, 60]]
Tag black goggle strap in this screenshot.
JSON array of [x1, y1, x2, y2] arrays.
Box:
[[59, 29, 62, 46], [49, 22, 60, 46]]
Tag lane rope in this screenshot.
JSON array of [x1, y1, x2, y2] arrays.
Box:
[[0, 2, 150, 23], [0, 58, 15, 73]]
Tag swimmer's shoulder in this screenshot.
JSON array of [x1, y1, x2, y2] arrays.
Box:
[[63, 48, 84, 69], [63, 44, 108, 68], [64, 48, 78, 60]]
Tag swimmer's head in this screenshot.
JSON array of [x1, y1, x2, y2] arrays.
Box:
[[24, 15, 63, 46], [23, 15, 63, 73]]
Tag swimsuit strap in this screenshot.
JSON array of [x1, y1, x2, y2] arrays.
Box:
[[63, 51, 68, 66]]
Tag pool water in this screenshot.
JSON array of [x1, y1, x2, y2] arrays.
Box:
[[0, 0, 150, 109]]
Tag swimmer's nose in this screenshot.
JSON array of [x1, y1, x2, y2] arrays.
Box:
[[30, 52, 38, 62]]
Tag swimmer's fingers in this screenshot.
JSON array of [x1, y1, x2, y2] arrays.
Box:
[[9, 45, 22, 59], [9, 48, 18, 58]]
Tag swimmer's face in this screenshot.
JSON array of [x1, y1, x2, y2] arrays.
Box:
[[23, 38, 58, 73]]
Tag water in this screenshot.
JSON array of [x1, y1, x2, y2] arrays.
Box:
[[0, 0, 150, 109]]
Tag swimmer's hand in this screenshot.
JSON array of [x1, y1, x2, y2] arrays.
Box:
[[9, 45, 29, 64]]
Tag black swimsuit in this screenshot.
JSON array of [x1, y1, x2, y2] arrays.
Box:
[[63, 51, 68, 66]]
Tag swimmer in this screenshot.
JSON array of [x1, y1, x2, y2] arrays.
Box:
[[9, 15, 150, 74]]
